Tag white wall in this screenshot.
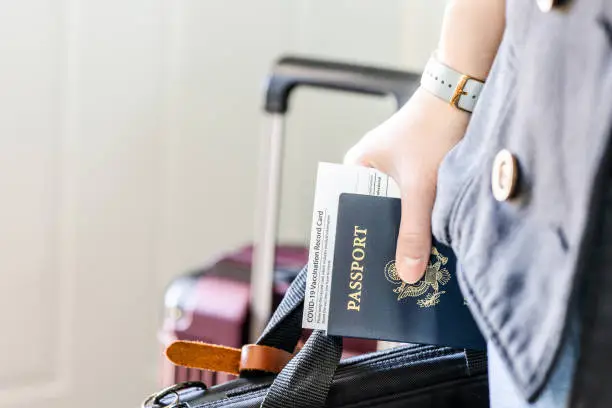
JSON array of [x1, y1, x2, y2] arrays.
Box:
[[0, 1, 445, 406], [277, 1, 446, 246], [159, 0, 446, 279]]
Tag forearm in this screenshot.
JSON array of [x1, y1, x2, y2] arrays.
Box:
[[345, 0, 507, 283], [437, 0, 506, 80]]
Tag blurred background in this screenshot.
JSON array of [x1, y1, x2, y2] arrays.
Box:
[[0, 1, 445, 407]]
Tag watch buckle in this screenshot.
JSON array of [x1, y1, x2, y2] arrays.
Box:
[[450, 74, 472, 111]]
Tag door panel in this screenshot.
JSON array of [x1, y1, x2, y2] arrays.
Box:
[[0, 0, 68, 405], [0, 1, 415, 407]]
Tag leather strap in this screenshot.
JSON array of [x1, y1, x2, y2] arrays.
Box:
[[240, 344, 294, 374], [165, 340, 294, 376], [166, 341, 242, 375], [420, 56, 485, 112]]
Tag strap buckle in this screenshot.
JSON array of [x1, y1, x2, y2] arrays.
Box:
[[450, 74, 472, 111], [141, 381, 207, 408]]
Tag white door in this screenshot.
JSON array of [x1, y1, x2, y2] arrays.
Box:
[[0, 1, 173, 406], [0, 1, 439, 407]]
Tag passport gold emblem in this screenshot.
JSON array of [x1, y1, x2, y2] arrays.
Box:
[[384, 247, 451, 308]]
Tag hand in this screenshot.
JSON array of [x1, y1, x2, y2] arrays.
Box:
[[344, 87, 470, 283]]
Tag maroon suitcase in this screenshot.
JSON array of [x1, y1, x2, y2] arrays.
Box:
[[159, 245, 305, 386], [158, 245, 377, 387], [158, 55, 416, 387]]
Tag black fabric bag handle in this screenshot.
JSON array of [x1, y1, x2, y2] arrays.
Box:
[[255, 266, 308, 352], [261, 331, 342, 408], [254, 267, 343, 408]]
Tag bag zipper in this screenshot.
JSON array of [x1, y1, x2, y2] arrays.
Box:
[[335, 344, 463, 382], [193, 344, 469, 407], [337, 343, 446, 370]]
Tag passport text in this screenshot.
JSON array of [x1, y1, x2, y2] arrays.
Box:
[[347, 226, 368, 312]]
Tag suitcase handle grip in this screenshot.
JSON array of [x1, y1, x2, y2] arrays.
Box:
[[264, 56, 420, 114]]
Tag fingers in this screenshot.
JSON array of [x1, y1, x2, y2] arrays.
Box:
[[395, 181, 435, 283], [344, 129, 437, 284], [343, 137, 372, 167], [343, 131, 387, 171]]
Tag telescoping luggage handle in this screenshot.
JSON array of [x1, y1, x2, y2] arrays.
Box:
[[250, 56, 421, 342], [264, 56, 420, 114]]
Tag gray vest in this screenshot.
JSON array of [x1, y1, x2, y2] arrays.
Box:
[[431, 0, 612, 400]]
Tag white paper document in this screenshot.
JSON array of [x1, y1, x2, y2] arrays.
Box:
[[302, 162, 401, 330]]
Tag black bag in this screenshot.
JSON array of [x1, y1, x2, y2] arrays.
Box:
[[143, 267, 489, 408]]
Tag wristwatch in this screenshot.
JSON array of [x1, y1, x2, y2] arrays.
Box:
[[420, 56, 485, 113]]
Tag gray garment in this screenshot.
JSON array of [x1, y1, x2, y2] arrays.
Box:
[[489, 306, 579, 407], [431, 0, 612, 401]]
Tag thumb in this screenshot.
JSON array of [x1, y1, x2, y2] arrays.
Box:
[[396, 182, 435, 283]]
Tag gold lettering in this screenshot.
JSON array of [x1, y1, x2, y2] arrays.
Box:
[[352, 247, 365, 261], [347, 300, 360, 311], [350, 271, 363, 281], [354, 226, 368, 236], [353, 236, 366, 248], [347, 226, 367, 312]]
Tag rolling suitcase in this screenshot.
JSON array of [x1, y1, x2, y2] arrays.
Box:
[[158, 245, 378, 387], [158, 245, 309, 387], [144, 55, 489, 407]]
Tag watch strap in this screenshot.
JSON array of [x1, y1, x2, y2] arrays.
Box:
[[420, 57, 485, 112]]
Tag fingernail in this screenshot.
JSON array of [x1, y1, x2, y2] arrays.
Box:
[[400, 257, 424, 284]]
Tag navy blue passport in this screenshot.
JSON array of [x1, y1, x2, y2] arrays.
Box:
[[327, 193, 486, 350]]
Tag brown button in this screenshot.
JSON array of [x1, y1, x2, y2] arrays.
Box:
[[536, 0, 563, 12], [491, 149, 518, 202]]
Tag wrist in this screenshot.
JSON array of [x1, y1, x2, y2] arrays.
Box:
[[414, 87, 470, 127], [419, 54, 485, 113]]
